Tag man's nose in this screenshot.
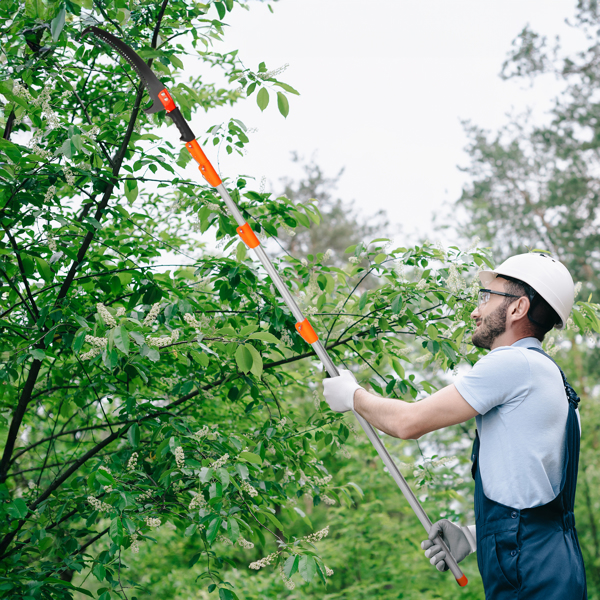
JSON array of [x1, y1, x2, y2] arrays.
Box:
[[471, 306, 480, 320]]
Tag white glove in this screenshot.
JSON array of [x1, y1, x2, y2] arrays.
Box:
[[421, 520, 476, 572], [322, 369, 362, 413]]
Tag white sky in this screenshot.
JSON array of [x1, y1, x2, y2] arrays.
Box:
[[172, 0, 587, 247]]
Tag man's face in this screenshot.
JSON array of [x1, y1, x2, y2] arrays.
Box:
[[470, 278, 514, 350]]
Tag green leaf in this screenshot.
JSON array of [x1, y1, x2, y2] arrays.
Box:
[[359, 292, 368, 311], [276, 92, 289, 117], [374, 253, 386, 264], [7, 498, 28, 519], [246, 344, 263, 378], [257, 88, 269, 111], [284, 554, 299, 578], [125, 179, 138, 203], [128, 423, 140, 448], [109, 518, 123, 545], [30, 349, 46, 361], [219, 589, 237, 600], [391, 294, 403, 314], [216, 467, 230, 488], [51, 6, 66, 41], [96, 470, 115, 487], [227, 517, 240, 542], [299, 555, 317, 582], [185, 524, 197, 537], [235, 345, 253, 373], [248, 331, 280, 344], [274, 81, 300, 95], [215, 1, 226, 19], [34, 256, 53, 282], [238, 451, 262, 464], [206, 517, 222, 544], [114, 325, 130, 355]]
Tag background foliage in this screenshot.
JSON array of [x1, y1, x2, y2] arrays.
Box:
[[1, 1, 599, 599]]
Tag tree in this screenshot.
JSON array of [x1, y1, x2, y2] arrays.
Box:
[[276, 154, 389, 267]]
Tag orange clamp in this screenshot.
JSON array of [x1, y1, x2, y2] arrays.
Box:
[[295, 318, 318, 344], [185, 139, 222, 188], [158, 88, 177, 112], [236, 222, 260, 249], [456, 575, 468, 587]]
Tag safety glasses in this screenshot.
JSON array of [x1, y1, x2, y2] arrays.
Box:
[[478, 288, 521, 307]]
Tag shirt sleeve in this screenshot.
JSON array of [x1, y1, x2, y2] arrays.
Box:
[[455, 347, 531, 415]]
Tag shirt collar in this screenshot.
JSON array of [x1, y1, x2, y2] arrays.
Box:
[[511, 337, 542, 349]]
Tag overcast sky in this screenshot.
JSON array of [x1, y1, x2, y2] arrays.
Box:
[[172, 0, 587, 248]]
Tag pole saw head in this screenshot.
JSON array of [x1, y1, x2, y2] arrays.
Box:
[[82, 26, 195, 142]]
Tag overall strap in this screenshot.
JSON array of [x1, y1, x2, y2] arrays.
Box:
[[527, 346, 581, 512]]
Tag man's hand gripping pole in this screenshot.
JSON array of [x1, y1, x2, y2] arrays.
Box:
[[82, 27, 467, 587]]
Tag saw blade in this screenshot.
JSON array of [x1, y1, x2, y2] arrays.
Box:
[[82, 26, 166, 115]]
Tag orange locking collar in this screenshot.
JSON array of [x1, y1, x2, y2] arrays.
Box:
[[185, 140, 222, 187], [236, 222, 260, 249], [295, 319, 318, 344], [158, 88, 177, 112]]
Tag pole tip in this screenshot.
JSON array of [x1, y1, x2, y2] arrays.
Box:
[[456, 574, 468, 587]]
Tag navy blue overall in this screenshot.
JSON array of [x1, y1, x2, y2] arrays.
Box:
[[471, 347, 587, 599]]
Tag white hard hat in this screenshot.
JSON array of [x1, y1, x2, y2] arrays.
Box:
[[479, 253, 575, 329]]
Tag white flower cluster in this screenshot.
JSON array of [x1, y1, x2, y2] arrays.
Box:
[[544, 336, 559, 357], [210, 453, 229, 469], [147, 329, 179, 348], [278, 563, 295, 590], [414, 354, 430, 364], [415, 279, 427, 290], [81, 347, 101, 361], [174, 446, 185, 469], [44, 186, 56, 203], [184, 313, 200, 328], [137, 489, 154, 502], [278, 417, 287, 428], [98, 465, 111, 473], [127, 453, 138, 471], [301, 258, 308, 267], [431, 456, 457, 468], [325, 566, 334, 576], [193, 425, 210, 440], [280, 329, 293, 347], [238, 537, 254, 549], [217, 535, 234, 546], [466, 236, 480, 253], [85, 335, 108, 348], [321, 495, 336, 506], [566, 317, 576, 331], [143, 303, 162, 327], [313, 474, 332, 486], [322, 248, 332, 262], [313, 390, 321, 409], [189, 493, 207, 510], [394, 262, 405, 279], [116, 307, 126, 318], [302, 526, 329, 543], [87, 495, 113, 512], [574, 282, 582, 297], [257, 63, 289, 80], [104, 485, 113, 493], [446, 264, 465, 294], [97, 303, 116, 328], [145, 516, 161, 527], [249, 551, 278, 570], [130, 532, 139, 553], [348, 256, 360, 264], [63, 164, 75, 187], [241, 481, 258, 498]]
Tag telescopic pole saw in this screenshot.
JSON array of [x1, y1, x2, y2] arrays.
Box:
[[82, 26, 468, 587]]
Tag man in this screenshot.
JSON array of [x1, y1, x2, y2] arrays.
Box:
[[323, 253, 587, 599]]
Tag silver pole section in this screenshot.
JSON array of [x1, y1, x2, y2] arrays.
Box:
[[215, 181, 467, 586]]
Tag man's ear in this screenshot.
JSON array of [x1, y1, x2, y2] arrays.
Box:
[[510, 296, 530, 321]]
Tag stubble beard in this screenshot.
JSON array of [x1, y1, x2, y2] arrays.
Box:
[[471, 303, 508, 350]]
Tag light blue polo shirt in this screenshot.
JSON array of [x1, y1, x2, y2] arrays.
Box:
[[455, 337, 574, 510]]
